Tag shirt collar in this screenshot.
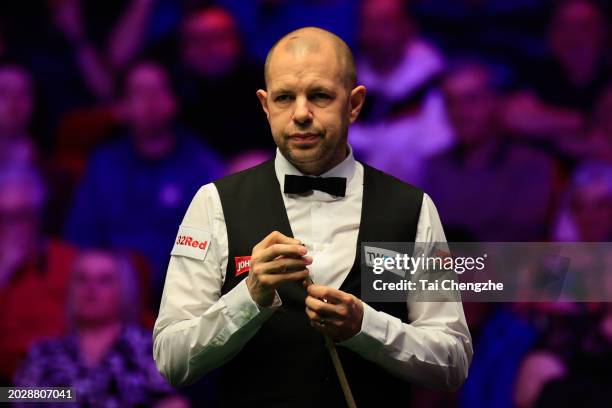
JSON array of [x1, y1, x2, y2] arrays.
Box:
[[274, 144, 357, 196]]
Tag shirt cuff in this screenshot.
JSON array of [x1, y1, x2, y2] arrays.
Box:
[[338, 302, 386, 353], [221, 279, 282, 326]]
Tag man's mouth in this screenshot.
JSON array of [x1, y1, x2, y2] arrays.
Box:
[[289, 133, 322, 144]]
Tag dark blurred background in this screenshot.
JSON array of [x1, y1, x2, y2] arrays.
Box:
[[2, 0, 612, 407]]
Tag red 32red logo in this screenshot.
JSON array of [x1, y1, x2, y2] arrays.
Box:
[[176, 235, 208, 251]]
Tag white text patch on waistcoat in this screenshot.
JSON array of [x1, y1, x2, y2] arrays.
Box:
[[171, 225, 212, 260]]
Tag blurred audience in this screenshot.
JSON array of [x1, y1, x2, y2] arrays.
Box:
[[174, 6, 272, 156], [514, 302, 612, 408], [528, 0, 609, 112], [423, 62, 557, 241], [0, 64, 36, 166], [64, 61, 223, 298], [13, 249, 189, 408], [350, 0, 452, 186], [6, 0, 113, 149], [0, 164, 76, 384], [503, 0, 610, 154], [553, 162, 612, 242]]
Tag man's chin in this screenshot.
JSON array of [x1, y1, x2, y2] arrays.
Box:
[[287, 148, 321, 165]]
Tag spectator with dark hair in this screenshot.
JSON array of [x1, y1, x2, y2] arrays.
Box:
[[0, 164, 77, 384], [13, 249, 189, 408], [64, 61, 224, 300], [174, 6, 272, 156], [0, 64, 36, 166], [423, 62, 557, 241], [349, 0, 452, 186]]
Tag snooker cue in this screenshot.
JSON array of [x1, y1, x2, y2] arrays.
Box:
[[305, 276, 357, 408]]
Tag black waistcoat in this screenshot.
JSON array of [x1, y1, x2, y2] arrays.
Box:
[[213, 160, 423, 407]]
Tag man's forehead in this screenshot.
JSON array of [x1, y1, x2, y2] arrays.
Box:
[[267, 66, 343, 90], [269, 75, 338, 93], [267, 49, 343, 86]]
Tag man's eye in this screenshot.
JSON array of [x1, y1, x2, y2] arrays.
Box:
[[275, 95, 293, 102], [312, 93, 331, 100]]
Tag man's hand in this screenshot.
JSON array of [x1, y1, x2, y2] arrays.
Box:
[[305, 283, 364, 342], [247, 231, 312, 307]]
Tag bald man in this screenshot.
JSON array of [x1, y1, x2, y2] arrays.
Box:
[[154, 27, 472, 407]]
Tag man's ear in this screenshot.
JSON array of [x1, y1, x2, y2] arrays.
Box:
[[256, 89, 270, 120], [348, 85, 366, 124]]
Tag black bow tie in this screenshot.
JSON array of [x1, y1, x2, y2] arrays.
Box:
[[284, 175, 347, 197]]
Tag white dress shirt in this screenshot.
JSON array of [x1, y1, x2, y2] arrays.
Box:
[[153, 146, 473, 389]]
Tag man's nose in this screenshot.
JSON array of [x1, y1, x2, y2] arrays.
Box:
[[292, 96, 313, 125]]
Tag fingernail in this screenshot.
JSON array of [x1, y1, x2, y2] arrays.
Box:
[[304, 256, 313, 264], [299, 246, 307, 255]]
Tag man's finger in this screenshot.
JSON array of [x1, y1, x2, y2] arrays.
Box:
[[306, 284, 348, 304], [257, 243, 307, 262], [305, 307, 341, 329], [254, 231, 301, 251], [305, 296, 346, 320], [264, 257, 312, 274]]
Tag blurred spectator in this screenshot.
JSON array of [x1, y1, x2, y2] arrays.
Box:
[[553, 162, 612, 242], [13, 249, 189, 408], [460, 306, 539, 408], [0, 64, 36, 166], [514, 303, 612, 408], [555, 84, 612, 163], [503, 0, 610, 144], [349, 0, 452, 186], [423, 62, 557, 241], [64, 62, 224, 300], [174, 6, 273, 155], [4, 0, 184, 151], [0, 164, 76, 384], [531, 0, 609, 112]]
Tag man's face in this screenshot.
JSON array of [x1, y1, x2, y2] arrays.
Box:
[[123, 64, 177, 134], [0, 68, 33, 134], [549, 1, 606, 73], [71, 252, 122, 325], [359, 0, 411, 63], [181, 9, 241, 77], [571, 184, 612, 241], [258, 44, 362, 174], [443, 69, 498, 145]]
